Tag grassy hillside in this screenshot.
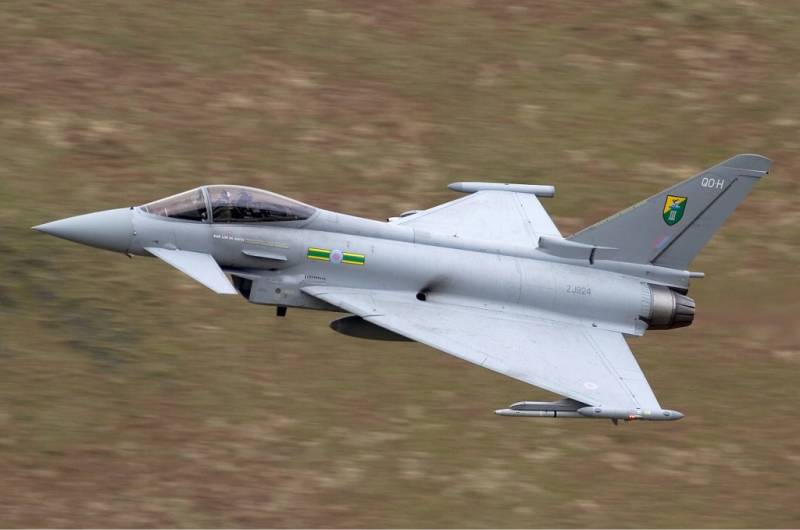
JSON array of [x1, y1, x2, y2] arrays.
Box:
[[1, 1, 799, 527]]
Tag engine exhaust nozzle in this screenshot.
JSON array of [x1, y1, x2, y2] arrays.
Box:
[[643, 284, 696, 330]]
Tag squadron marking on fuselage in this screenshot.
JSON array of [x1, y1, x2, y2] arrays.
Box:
[[307, 247, 366, 266]]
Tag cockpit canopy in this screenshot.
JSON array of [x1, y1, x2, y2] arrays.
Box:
[[142, 186, 315, 224]]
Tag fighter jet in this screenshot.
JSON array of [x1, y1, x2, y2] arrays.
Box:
[[33, 154, 771, 423]]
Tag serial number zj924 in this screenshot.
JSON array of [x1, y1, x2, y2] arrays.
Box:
[[566, 285, 592, 296]]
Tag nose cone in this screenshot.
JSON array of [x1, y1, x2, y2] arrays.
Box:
[[33, 207, 134, 253]]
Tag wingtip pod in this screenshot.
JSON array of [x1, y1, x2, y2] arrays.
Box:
[[448, 182, 555, 197], [577, 406, 684, 421]]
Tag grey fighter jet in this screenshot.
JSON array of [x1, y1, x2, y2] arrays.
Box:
[[34, 154, 771, 423]]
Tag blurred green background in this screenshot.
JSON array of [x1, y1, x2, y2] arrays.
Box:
[[1, 1, 799, 527]]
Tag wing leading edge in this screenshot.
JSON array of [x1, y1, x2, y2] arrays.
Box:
[[302, 286, 662, 412]]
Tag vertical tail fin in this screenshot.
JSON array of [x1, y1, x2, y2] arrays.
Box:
[[569, 154, 771, 269]]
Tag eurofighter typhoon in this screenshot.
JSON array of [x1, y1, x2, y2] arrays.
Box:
[[34, 154, 771, 423]]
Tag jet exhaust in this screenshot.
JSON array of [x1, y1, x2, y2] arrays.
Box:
[[642, 284, 695, 330]]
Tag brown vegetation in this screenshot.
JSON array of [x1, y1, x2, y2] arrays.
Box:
[[1, 1, 798, 527]]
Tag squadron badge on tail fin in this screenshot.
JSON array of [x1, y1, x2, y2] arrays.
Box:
[[663, 195, 687, 226]]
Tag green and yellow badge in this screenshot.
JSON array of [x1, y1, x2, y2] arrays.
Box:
[[662, 195, 687, 226]]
